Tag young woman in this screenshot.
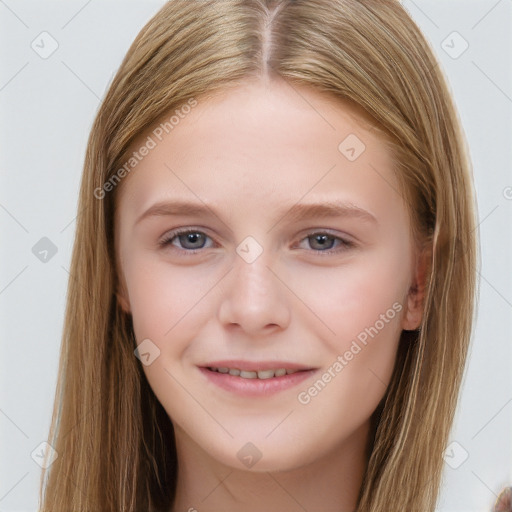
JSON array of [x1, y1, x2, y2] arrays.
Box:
[[38, 1, 481, 510]]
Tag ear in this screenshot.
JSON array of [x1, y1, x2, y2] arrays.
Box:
[[402, 244, 431, 331], [116, 276, 131, 314]]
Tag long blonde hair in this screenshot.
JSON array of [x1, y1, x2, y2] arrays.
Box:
[[38, 1, 478, 510]]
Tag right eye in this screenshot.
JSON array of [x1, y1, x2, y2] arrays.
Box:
[[159, 229, 216, 253]]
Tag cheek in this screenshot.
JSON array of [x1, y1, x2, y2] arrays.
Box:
[[125, 256, 217, 349], [288, 252, 407, 344], [288, 252, 407, 401], [292, 272, 404, 448]]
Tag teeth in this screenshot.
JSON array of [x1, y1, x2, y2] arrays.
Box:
[[257, 369, 275, 380], [240, 370, 258, 379], [209, 367, 303, 379]]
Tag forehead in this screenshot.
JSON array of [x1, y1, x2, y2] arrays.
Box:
[[115, 78, 401, 224]]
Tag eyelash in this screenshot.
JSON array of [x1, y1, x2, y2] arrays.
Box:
[[158, 228, 355, 256]]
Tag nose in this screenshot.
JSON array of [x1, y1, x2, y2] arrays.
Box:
[[217, 247, 291, 336]]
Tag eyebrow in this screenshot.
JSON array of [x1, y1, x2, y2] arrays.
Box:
[[134, 199, 378, 227]]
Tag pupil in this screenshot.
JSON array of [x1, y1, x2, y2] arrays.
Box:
[[311, 234, 333, 250], [181, 232, 204, 248]]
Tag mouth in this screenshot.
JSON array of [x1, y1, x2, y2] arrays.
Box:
[[199, 361, 317, 396], [207, 366, 303, 379]]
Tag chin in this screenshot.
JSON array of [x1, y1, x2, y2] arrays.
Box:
[[203, 436, 315, 473]]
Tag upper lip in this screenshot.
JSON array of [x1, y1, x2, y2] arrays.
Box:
[[200, 360, 315, 371]]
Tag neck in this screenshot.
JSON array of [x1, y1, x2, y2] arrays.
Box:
[[170, 420, 371, 512]]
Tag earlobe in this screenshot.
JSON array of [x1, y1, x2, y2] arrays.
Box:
[[116, 281, 131, 314], [402, 245, 432, 331], [116, 292, 131, 314], [402, 286, 424, 331]]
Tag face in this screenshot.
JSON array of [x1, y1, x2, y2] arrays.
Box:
[[114, 77, 427, 472]]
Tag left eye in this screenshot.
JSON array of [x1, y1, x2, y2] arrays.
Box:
[[297, 232, 351, 252], [159, 229, 354, 254]]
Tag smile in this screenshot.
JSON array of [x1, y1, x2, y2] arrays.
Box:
[[199, 364, 317, 397], [207, 367, 300, 379]]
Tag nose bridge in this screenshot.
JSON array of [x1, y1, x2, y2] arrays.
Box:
[[232, 237, 277, 305], [217, 235, 290, 333]]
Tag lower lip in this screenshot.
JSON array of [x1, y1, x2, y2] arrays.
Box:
[[199, 367, 317, 397]]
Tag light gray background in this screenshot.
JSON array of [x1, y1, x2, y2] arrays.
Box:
[[0, 1, 511, 511]]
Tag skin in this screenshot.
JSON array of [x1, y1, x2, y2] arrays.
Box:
[[114, 75, 429, 511]]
